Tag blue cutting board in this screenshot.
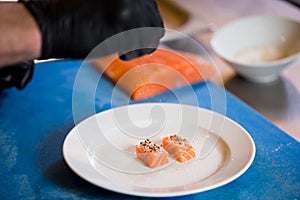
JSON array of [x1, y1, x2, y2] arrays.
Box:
[[0, 60, 299, 199]]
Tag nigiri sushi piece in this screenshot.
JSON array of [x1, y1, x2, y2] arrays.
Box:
[[136, 139, 169, 168], [162, 134, 196, 163]]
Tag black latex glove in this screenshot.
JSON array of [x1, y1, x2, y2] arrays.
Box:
[[0, 61, 34, 90], [21, 0, 165, 61], [0, 0, 164, 91]]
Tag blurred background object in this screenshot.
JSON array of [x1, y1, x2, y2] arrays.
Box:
[[158, 0, 300, 141], [157, 0, 215, 41], [210, 15, 300, 83]]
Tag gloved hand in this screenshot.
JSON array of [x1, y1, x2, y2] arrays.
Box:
[[0, 0, 164, 90], [0, 61, 34, 90], [20, 0, 165, 61]]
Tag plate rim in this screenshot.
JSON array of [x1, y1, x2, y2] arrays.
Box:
[[63, 102, 256, 197]]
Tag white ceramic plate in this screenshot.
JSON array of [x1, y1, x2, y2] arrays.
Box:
[[63, 103, 255, 197]]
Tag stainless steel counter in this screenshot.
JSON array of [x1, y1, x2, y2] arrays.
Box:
[[164, 0, 300, 141]]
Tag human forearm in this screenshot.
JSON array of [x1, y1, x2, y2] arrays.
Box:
[[0, 0, 164, 91], [0, 3, 41, 68]]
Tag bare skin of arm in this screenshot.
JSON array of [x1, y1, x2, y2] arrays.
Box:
[[0, 3, 41, 68]]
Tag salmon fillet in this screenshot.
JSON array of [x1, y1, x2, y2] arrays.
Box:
[[93, 47, 215, 101], [136, 139, 169, 168], [162, 134, 196, 163]]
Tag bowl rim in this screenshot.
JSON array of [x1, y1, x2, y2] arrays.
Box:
[[210, 14, 300, 68]]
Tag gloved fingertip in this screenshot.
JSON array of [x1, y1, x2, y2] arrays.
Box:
[[119, 48, 157, 61], [16, 61, 34, 90], [0, 61, 34, 90], [141, 48, 156, 56], [119, 50, 141, 61]]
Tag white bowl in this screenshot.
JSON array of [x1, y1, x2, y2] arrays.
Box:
[[211, 15, 300, 83]]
